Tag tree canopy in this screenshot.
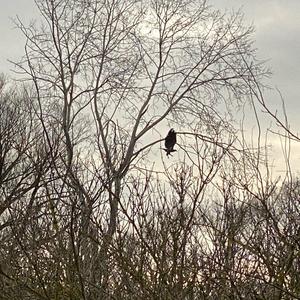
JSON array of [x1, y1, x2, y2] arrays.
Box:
[[0, 0, 299, 299]]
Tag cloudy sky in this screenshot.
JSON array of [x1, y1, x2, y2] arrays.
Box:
[[1, 1, 299, 109], [213, 0, 300, 121], [1, 0, 299, 171]]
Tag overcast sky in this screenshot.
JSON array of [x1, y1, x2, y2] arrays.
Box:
[[213, 0, 300, 121], [1, 1, 299, 116], [1, 0, 300, 171]]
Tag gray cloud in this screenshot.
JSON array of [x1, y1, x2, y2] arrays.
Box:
[[0, 0, 38, 72], [1, 0, 299, 170], [211, 0, 300, 124], [1, 0, 299, 124]]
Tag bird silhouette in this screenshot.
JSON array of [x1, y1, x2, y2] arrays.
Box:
[[164, 129, 177, 156]]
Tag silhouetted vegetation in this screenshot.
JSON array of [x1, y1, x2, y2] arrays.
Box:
[[0, 0, 299, 299]]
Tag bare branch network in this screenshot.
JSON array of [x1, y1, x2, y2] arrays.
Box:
[[0, 0, 299, 299]]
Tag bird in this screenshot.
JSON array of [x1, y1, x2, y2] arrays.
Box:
[[164, 129, 177, 156]]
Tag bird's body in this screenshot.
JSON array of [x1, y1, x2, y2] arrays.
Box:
[[164, 129, 177, 156]]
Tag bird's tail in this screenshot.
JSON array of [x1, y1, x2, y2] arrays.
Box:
[[163, 148, 176, 156]]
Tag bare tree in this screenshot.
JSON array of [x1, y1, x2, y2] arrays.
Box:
[[2, 0, 299, 299]]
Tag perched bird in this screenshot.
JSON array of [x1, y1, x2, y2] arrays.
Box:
[[164, 129, 177, 156]]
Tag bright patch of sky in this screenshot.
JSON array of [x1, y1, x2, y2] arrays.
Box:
[[1, 0, 299, 174]]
